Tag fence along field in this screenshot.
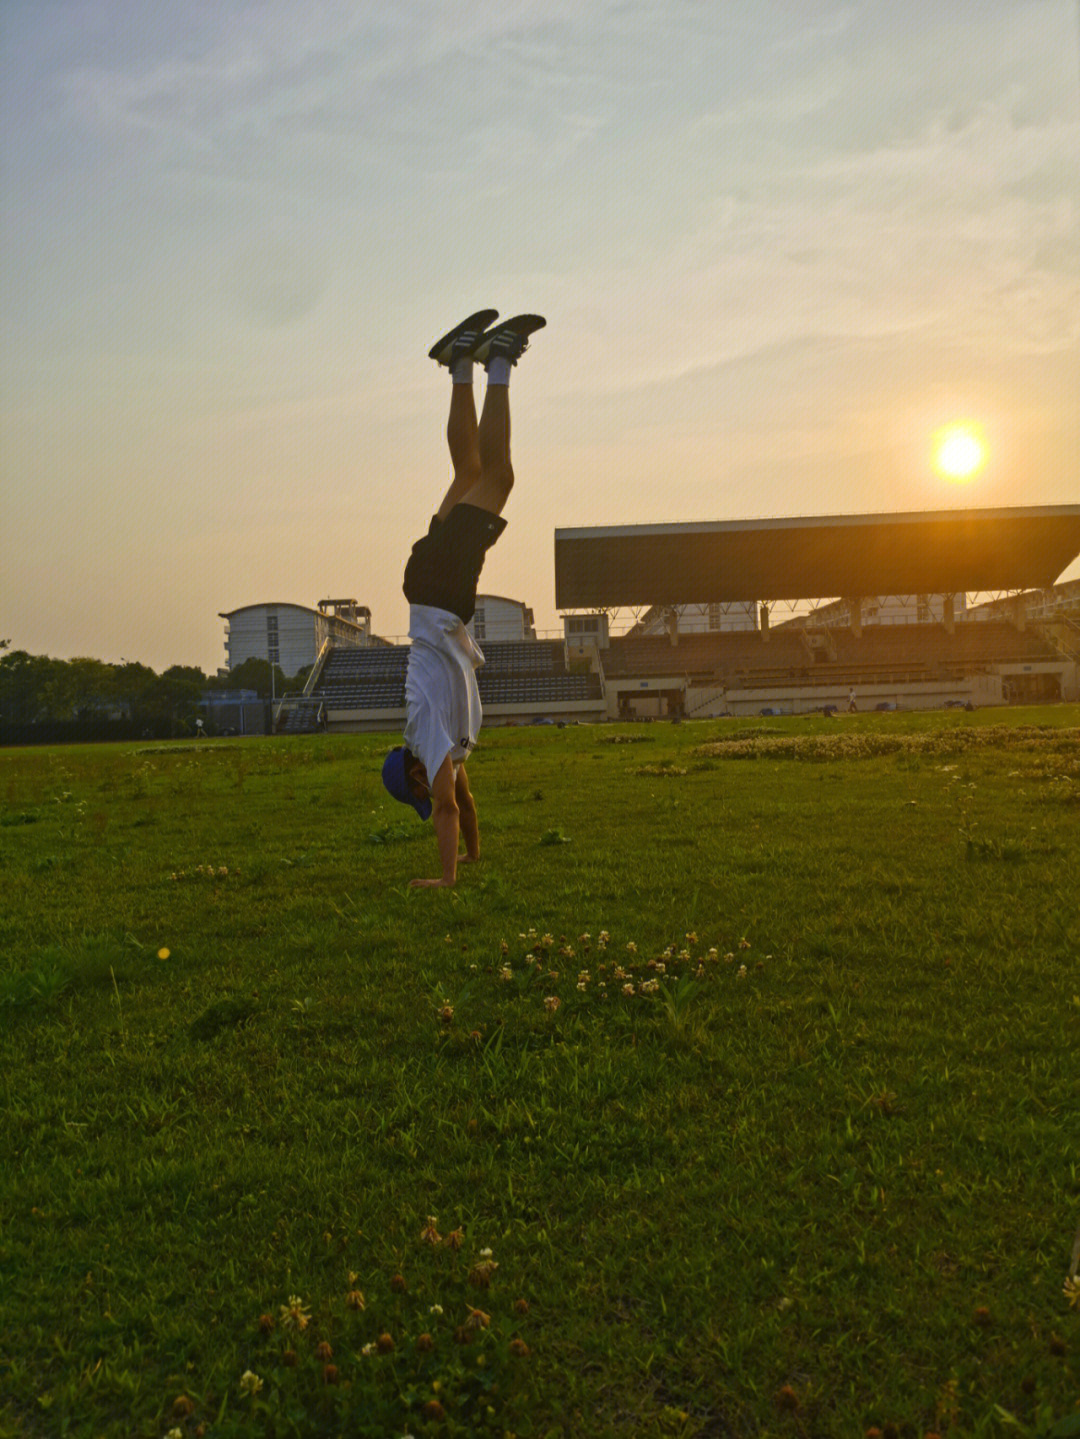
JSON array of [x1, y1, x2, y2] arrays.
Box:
[[2, 706, 1078, 1437]]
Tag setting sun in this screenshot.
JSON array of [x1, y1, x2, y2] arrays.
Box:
[[933, 424, 986, 481]]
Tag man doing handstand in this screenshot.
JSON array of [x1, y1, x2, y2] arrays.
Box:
[[381, 309, 545, 888]]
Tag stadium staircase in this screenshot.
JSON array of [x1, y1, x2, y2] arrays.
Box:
[[275, 697, 325, 734], [1039, 615, 1080, 666]]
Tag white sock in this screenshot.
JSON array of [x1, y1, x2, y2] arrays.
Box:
[[485, 356, 512, 386], [451, 357, 474, 385]]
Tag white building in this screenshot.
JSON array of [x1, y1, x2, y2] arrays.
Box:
[[630, 601, 759, 636], [563, 612, 611, 653], [466, 594, 536, 643], [219, 600, 373, 677], [801, 594, 967, 627]]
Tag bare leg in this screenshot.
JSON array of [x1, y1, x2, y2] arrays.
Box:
[[435, 384, 482, 522], [458, 382, 514, 517]]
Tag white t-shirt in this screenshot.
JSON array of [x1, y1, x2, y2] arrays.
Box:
[[404, 604, 485, 785]]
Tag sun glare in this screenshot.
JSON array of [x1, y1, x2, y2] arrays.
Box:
[[933, 424, 986, 482]]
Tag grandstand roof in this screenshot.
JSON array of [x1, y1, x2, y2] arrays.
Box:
[[554, 505, 1080, 609]]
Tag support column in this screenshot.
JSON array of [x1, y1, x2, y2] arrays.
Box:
[[665, 607, 679, 647], [759, 603, 770, 643], [943, 593, 955, 634], [1012, 592, 1027, 632], [848, 597, 863, 638]]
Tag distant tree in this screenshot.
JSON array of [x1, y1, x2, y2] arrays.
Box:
[[0, 650, 61, 723], [217, 657, 289, 698], [155, 665, 208, 733], [161, 664, 208, 689], [52, 658, 117, 720], [110, 661, 158, 713]]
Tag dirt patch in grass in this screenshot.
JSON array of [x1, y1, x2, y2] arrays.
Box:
[[694, 724, 1080, 762]]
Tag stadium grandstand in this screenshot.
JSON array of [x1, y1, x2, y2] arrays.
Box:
[[272, 505, 1080, 732]]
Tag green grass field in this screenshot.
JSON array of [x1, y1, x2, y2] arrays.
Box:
[[2, 707, 1078, 1439]]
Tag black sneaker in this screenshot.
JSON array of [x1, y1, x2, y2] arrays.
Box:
[[429, 309, 500, 367], [473, 314, 546, 366]]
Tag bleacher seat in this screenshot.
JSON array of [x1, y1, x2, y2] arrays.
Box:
[[599, 621, 1059, 691], [309, 638, 601, 713]]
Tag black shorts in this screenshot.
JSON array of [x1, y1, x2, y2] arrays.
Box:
[[402, 503, 507, 624]]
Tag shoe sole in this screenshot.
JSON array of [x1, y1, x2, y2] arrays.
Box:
[[429, 309, 500, 365], [473, 314, 546, 363], [471, 315, 543, 362]]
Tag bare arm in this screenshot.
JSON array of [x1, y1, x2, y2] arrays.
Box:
[[455, 763, 480, 862], [409, 755, 459, 889]]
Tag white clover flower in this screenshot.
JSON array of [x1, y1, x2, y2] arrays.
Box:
[[239, 1370, 263, 1396], [622, 983, 635, 997], [479, 1247, 493, 1259], [1064, 1275, 1080, 1309], [361, 1341, 375, 1355], [625, 941, 637, 954], [737, 964, 747, 979], [500, 966, 513, 981], [280, 1294, 311, 1330], [429, 1303, 444, 1315], [544, 995, 561, 1012]]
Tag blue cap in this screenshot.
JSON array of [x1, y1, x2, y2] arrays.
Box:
[[382, 748, 432, 821]]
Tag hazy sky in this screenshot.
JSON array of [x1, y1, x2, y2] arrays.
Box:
[[2, 0, 1078, 671]]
